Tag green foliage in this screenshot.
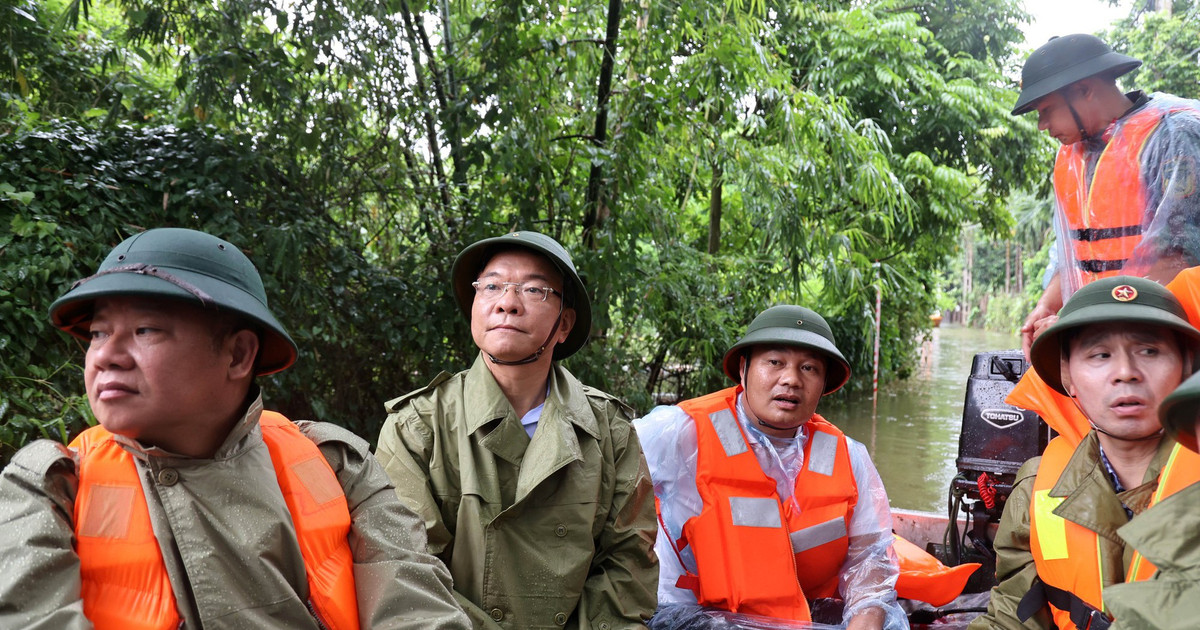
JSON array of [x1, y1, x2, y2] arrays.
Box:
[[2, 0, 1051, 460], [1105, 1, 1200, 99]]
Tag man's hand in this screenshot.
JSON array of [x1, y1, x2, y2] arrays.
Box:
[[1022, 273, 1063, 360], [846, 606, 886, 630]]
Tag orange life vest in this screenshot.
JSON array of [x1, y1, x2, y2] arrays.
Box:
[[1027, 437, 1198, 629], [668, 387, 860, 620], [1125, 443, 1200, 581], [1028, 436, 1108, 630], [70, 411, 360, 630], [1053, 106, 1165, 288], [891, 534, 980, 607]]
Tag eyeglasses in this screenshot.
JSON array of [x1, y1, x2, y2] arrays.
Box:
[[472, 281, 561, 303]]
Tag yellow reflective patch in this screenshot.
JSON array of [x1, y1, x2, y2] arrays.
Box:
[[1034, 489, 1069, 561]]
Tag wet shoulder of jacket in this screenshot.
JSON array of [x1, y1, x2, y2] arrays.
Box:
[[6, 440, 78, 481], [580, 384, 637, 422], [384, 371, 456, 416]]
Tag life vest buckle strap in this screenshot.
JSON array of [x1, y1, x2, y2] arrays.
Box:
[[1018, 576, 1110, 630], [1070, 225, 1142, 242], [1016, 576, 1048, 622], [1076, 258, 1127, 273], [1077, 608, 1112, 630]]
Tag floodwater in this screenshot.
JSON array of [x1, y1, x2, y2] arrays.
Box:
[[821, 325, 1022, 513]]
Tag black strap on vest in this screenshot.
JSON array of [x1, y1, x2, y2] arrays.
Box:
[[1077, 259, 1127, 274], [1018, 576, 1112, 630], [1071, 225, 1143, 242]]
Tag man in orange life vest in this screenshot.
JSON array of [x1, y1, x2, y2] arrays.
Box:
[[1014, 34, 1200, 360], [635, 305, 907, 630], [0, 228, 469, 629], [970, 276, 1200, 630], [1103, 365, 1200, 628]]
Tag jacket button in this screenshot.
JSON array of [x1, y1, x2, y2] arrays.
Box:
[[555, 524, 567, 537], [554, 612, 567, 625], [599, 623, 610, 630], [157, 468, 179, 486], [490, 608, 504, 622]]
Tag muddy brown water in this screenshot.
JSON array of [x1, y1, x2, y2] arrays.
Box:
[[821, 325, 1022, 513]]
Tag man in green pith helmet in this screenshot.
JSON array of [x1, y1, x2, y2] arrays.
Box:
[[0, 227, 469, 629], [635, 305, 907, 630], [1102, 365, 1200, 629], [1013, 33, 1200, 360], [971, 276, 1200, 630], [374, 230, 658, 629]]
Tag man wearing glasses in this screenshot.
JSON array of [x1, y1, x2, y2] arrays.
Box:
[[375, 230, 658, 629]]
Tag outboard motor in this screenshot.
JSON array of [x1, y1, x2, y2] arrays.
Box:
[[944, 350, 1052, 587]]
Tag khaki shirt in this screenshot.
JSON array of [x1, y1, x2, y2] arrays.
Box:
[[0, 391, 469, 630], [969, 431, 1175, 630], [1105, 480, 1200, 629], [375, 355, 658, 629]]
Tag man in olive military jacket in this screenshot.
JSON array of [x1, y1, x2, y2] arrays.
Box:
[[375, 231, 658, 629]]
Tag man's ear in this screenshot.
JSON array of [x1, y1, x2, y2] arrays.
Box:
[[1060, 355, 1076, 398], [556, 307, 577, 344], [227, 329, 260, 380]]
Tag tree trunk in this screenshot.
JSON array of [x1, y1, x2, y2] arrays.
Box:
[[1005, 240, 1011, 294], [582, 0, 623, 246], [708, 160, 723, 255], [1017, 242, 1024, 295], [398, 0, 453, 217]]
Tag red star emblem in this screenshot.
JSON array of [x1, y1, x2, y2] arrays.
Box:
[[1111, 285, 1138, 302]]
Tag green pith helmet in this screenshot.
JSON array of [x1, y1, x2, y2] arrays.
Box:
[[1011, 33, 1141, 116], [451, 230, 591, 360], [50, 228, 298, 376], [1030, 276, 1200, 395], [722, 305, 851, 395], [1160, 371, 1200, 453]]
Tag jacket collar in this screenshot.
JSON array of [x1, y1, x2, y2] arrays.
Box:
[[1050, 431, 1176, 540], [464, 354, 599, 503], [463, 353, 598, 437], [1118, 481, 1200, 572]]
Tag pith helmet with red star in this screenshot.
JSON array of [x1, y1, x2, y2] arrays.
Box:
[[1031, 276, 1200, 394]]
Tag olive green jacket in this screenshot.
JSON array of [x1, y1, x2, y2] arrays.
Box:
[[969, 431, 1174, 630], [1105, 480, 1200, 629], [375, 355, 658, 630], [0, 392, 469, 630]]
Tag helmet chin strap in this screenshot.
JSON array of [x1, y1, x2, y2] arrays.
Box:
[[1066, 391, 1164, 442], [486, 300, 565, 366], [1065, 97, 1095, 143]]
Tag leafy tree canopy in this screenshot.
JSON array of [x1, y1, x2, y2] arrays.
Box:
[[3, 0, 1050, 460]]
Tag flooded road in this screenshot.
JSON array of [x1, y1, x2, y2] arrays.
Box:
[[821, 325, 1022, 512]]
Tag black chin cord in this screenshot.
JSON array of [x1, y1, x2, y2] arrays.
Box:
[[1092, 424, 1164, 442], [1066, 100, 1094, 142], [1067, 394, 1165, 442], [486, 301, 564, 366], [757, 418, 793, 431]]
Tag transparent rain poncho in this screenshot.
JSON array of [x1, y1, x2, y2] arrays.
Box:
[[1053, 92, 1200, 301], [634, 397, 908, 630]]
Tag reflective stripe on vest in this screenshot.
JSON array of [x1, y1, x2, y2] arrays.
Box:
[[676, 386, 858, 619], [1028, 436, 1107, 630], [70, 412, 360, 630], [1126, 443, 1200, 582], [1053, 107, 1165, 287]]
